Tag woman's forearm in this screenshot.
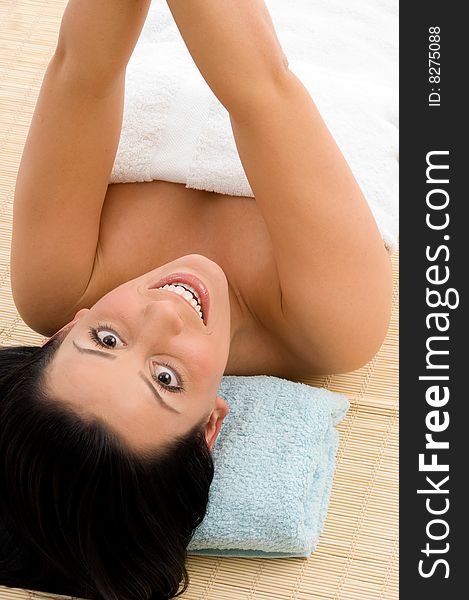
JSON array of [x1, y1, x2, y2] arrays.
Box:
[[166, 0, 288, 113], [56, 0, 152, 90]]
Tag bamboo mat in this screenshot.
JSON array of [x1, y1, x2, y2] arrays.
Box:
[[0, 1, 399, 598]]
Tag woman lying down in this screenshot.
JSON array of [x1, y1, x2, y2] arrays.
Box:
[[0, 0, 392, 598]]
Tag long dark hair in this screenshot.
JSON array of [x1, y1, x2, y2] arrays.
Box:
[[0, 335, 214, 600]]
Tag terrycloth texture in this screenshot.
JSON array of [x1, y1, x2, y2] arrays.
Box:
[[186, 376, 349, 558], [110, 0, 398, 254]]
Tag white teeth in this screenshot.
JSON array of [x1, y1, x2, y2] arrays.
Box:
[[159, 283, 204, 321], [173, 282, 201, 304], [182, 290, 194, 302]]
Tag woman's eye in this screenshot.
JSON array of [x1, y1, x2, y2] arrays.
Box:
[[87, 326, 184, 393], [152, 362, 183, 393], [89, 327, 125, 349]]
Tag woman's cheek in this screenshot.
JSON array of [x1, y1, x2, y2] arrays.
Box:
[[93, 286, 136, 314]]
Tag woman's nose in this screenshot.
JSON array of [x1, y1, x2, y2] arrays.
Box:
[[142, 297, 184, 337]]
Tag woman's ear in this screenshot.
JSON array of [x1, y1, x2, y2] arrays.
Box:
[[204, 396, 229, 450]]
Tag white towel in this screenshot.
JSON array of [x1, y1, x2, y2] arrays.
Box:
[[110, 0, 399, 254]]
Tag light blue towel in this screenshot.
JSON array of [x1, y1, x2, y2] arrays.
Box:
[[187, 375, 349, 558]]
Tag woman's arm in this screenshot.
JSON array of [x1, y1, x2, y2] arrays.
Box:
[[165, 0, 288, 113], [167, 0, 393, 373], [11, 1, 151, 335], [55, 0, 152, 90]]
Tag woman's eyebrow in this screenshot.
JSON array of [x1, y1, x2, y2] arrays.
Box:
[[138, 371, 181, 414], [73, 341, 117, 359]]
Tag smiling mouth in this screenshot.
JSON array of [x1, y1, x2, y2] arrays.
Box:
[[159, 283, 204, 321], [148, 272, 210, 325]]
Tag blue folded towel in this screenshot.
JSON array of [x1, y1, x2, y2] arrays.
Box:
[[187, 375, 349, 558]]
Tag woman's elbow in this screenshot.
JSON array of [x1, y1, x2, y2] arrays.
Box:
[[338, 287, 393, 373]]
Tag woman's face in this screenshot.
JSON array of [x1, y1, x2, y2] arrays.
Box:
[[45, 255, 231, 452]]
